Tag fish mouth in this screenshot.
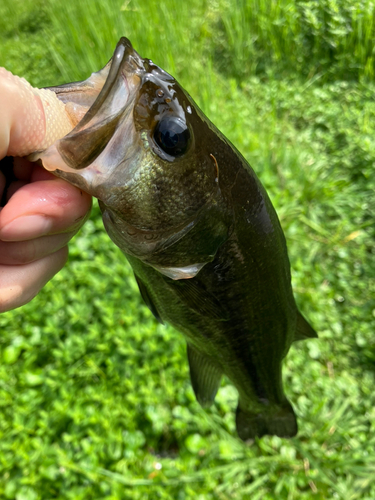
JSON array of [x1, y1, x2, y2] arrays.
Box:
[[38, 37, 144, 191]]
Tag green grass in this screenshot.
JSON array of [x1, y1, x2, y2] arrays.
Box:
[[213, 0, 375, 82], [1, 0, 375, 498]]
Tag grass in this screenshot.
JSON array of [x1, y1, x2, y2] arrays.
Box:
[[213, 0, 375, 82], [0, 0, 375, 498]]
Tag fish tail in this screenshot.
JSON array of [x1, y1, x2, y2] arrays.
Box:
[[235, 399, 298, 440]]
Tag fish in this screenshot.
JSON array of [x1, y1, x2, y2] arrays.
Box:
[[36, 37, 317, 440]]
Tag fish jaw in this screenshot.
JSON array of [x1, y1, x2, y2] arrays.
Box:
[[37, 37, 144, 198]]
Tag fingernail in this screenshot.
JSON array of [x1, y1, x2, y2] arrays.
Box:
[[0, 215, 53, 241]]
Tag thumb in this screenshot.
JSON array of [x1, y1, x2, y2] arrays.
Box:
[[0, 68, 73, 159]]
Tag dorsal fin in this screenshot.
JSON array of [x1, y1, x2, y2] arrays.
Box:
[[134, 274, 164, 324], [187, 344, 222, 408], [294, 311, 318, 342]]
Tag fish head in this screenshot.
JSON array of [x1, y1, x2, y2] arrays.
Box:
[[39, 38, 230, 276]]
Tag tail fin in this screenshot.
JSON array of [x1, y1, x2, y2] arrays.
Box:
[[236, 400, 298, 440]]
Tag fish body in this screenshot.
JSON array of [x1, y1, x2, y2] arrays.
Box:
[[38, 38, 317, 440]]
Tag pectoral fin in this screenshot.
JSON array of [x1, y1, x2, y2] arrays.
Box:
[[187, 344, 222, 408], [134, 274, 164, 324], [294, 311, 318, 342], [165, 277, 229, 321]]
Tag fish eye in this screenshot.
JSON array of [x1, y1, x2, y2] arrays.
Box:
[[153, 116, 191, 157]]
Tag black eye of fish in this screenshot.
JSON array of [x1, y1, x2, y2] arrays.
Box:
[[154, 116, 191, 157]]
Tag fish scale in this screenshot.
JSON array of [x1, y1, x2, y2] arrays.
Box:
[[36, 37, 317, 440]]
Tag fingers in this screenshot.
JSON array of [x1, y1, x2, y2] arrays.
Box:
[[0, 68, 73, 158], [0, 168, 91, 313], [0, 232, 75, 265], [0, 69, 92, 313], [0, 173, 92, 241], [0, 246, 68, 313], [13, 156, 36, 182], [0, 170, 5, 198]]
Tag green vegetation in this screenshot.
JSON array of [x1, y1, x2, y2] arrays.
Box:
[[0, 0, 375, 498]]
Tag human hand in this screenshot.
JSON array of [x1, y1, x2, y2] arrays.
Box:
[[0, 69, 92, 312]]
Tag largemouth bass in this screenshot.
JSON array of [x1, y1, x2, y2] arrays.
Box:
[[37, 38, 317, 440]]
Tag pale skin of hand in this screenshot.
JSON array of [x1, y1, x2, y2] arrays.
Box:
[[0, 69, 92, 312]]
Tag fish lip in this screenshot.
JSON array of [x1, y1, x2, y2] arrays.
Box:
[[34, 36, 148, 200], [45, 37, 144, 173], [76, 37, 142, 130]]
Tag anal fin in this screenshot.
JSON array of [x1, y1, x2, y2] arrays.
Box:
[[294, 311, 318, 342], [187, 344, 222, 408], [236, 399, 298, 440]]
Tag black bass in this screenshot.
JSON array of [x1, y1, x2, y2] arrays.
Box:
[[37, 38, 317, 440]]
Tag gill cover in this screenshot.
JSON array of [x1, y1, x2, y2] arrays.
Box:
[[37, 37, 231, 280]]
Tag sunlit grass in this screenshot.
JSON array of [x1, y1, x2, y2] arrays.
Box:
[[0, 0, 375, 499]]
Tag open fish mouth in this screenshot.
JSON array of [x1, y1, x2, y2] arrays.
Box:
[[37, 38, 144, 192]]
